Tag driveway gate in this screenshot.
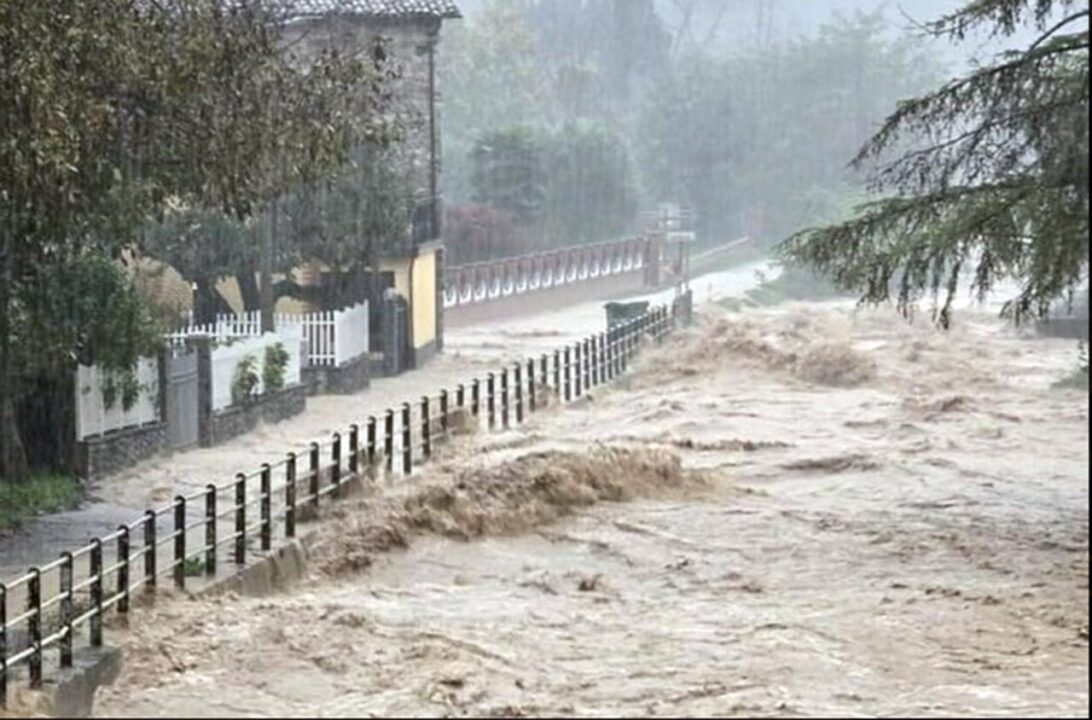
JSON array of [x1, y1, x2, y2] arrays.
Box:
[[166, 349, 199, 450]]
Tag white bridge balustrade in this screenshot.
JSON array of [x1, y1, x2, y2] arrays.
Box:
[[75, 357, 160, 440], [443, 236, 654, 310]]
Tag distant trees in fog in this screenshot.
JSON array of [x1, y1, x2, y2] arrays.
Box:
[[441, 2, 942, 259]]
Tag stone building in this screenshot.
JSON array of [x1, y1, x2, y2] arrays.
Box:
[[136, 1, 461, 368], [280, 0, 462, 368]]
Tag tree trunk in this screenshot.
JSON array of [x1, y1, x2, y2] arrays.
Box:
[[273, 277, 318, 305], [0, 227, 29, 482], [18, 373, 75, 474], [236, 263, 261, 315], [192, 278, 231, 325]]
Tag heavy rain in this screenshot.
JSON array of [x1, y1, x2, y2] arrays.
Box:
[[0, 0, 1088, 718]]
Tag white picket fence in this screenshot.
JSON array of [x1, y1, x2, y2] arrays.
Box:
[[165, 310, 262, 351], [75, 357, 160, 440], [276, 301, 369, 368], [210, 327, 303, 412], [169, 303, 368, 369]]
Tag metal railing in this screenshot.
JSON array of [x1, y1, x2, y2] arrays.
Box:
[[0, 303, 678, 706]]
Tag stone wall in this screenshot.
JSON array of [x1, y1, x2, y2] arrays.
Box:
[[202, 384, 307, 448], [75, 422, 169, 481], [301, 352, 372, 396], [281, 16, 440, 225]]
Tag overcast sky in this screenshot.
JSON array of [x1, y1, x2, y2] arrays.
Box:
[[452, 0, 1045, 69]]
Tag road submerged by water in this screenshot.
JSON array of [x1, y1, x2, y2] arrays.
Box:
[[0, 260, 778, 582], [78, 297, 1087, 718]]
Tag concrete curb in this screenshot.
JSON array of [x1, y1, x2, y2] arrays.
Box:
[[40, 647, 122, 719]]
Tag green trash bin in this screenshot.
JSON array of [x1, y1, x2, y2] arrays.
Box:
[[605, 301, 650, 329]]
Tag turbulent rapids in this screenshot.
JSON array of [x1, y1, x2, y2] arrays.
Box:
[[63, 299, 1088, 718]]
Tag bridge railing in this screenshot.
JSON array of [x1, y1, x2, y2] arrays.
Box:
[[0, 300, 686, 708], [443, 236, 656, 310]]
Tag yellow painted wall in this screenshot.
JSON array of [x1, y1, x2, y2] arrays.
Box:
[[382, 257, 412, 299], [411, 250, 436, 349], [379, 252, 436, 350]]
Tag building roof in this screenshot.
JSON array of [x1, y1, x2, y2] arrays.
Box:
[[280, 0, 461, 20]]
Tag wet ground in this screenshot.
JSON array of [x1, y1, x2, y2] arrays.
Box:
[[89, 298, 1089, 717]]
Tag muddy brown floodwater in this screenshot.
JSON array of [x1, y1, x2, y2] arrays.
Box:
[[85, 300, 1087, 718]]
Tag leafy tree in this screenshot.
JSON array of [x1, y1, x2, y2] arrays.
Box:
[[441, 1, 549, 203], [467, 122, 638, 250], [442, 0, 671, 211], [637, 10, 941, 247], [541, 121, 638, 246], [444, 204, 530, 264], [523, 0, 671, 120], [0, 0, 389, 480], [142, 205, 259, 323], [470, 127, 548, 227], [783, 0, 1090, 326]]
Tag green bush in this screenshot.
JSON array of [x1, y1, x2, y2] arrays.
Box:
[[231, 354, 261, 405], [183, 556, 205, 577], [101, 367, 143, 411], [263, 343, 290, 393]]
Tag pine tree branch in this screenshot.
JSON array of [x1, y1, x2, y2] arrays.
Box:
[[1027, 9, 1090, 52], [854, 31, 1088, 168]]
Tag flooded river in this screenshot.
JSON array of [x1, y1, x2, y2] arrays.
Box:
[[87, 299, 1088, 717]]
